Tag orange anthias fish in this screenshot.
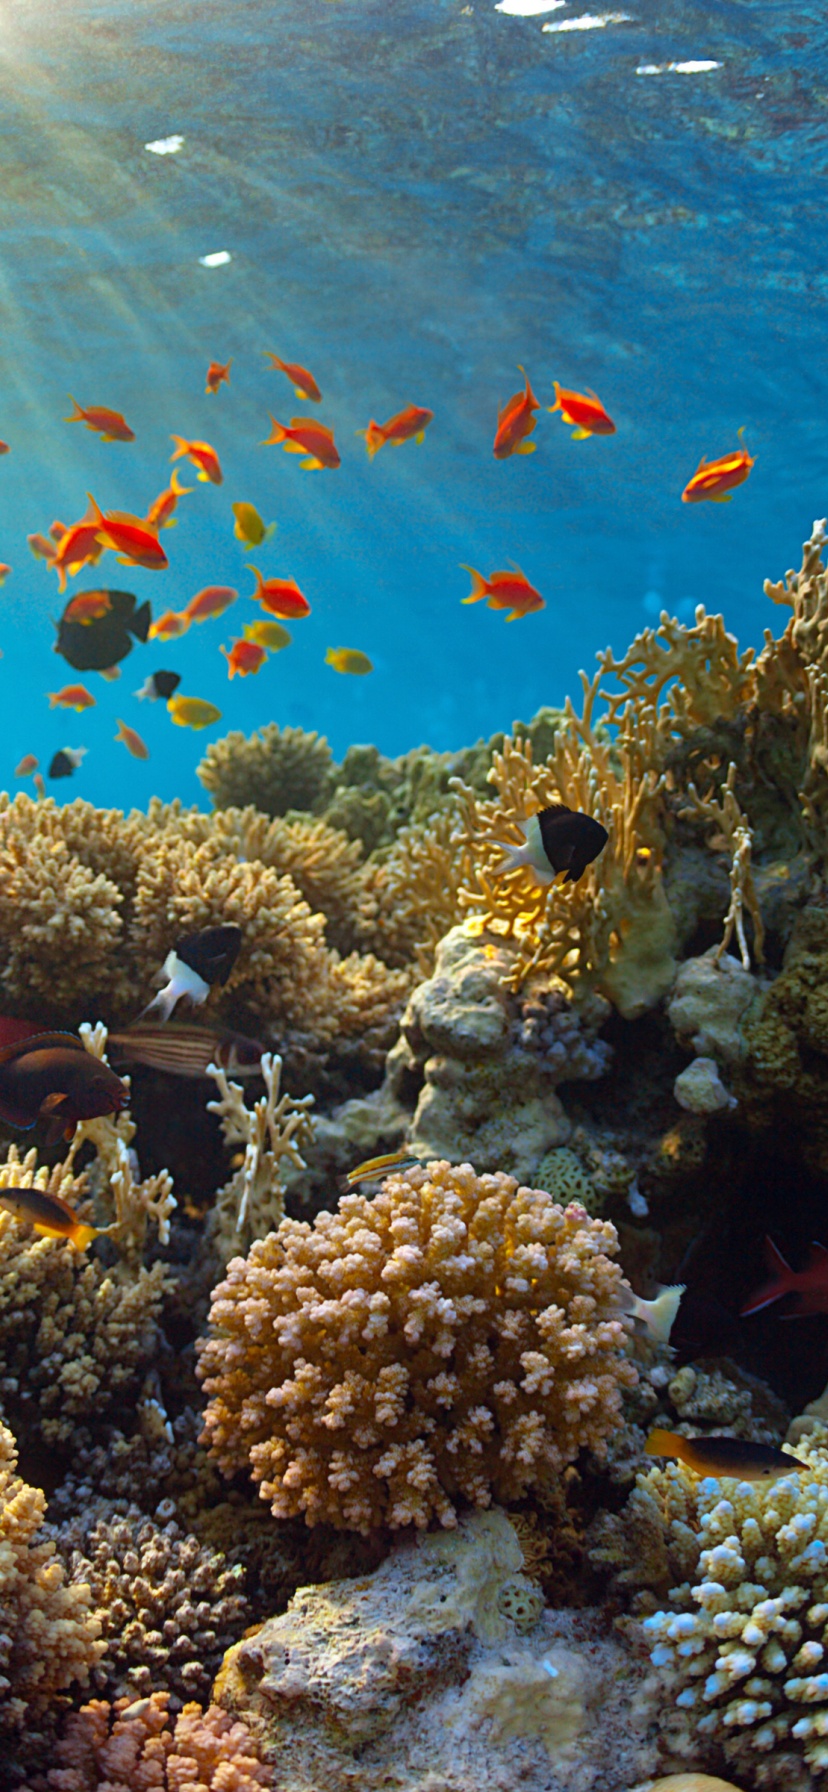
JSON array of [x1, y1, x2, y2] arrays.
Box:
[[205, 359, 232, 395], [87, 495, 168, 570], [170, 435, 224, 484], [63, 590, 113, 625], [15, 755, 39, 777], [49, 684, 95, 712], [548, 382, 616, 440], [184, 585, 238, 624], [28, 533, 57, 563], [460, 563, 545, 622], [221, 638, 267, 679], [0, 441, 9, 455], [261, 415, 340, 471], [115, 719, 149, 760], [0, 565, 10, 586], [149, 609, 191, 641], [682, 433, 755, 503], [264, 354, 322, 403], [248, 566, 311, 619], [493, 367, 541, 460], [65, 396, 135, 443], [146, 467, 192, 530], [50, 505, 107, 593], [741, 1236, 828, 1319], [359, 405, 434, 460]]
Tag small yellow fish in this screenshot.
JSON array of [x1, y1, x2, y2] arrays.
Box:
[[645, 1429, 808, 1483], [232, 501, 277, 549], [345, 1149, 423, 1189], [325, 647, 374, 676], [0, 1185, 101, 1250], [243, 619, 292, 651], [167, 694, 222, 730]]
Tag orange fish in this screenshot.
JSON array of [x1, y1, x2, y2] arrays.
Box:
[[261, 414, 340, 471], [115, 719, 149, 760], [49, 684, 95, 712], [359, 404, 434, 461], [15, 755, 38, 777], [0, 565, 10, 586], [28, 533, 57, 563], [87, 495, 168, 570], [264, 354, 322, 403], [548, 382, 616, 439], [682, 432, 755, 503], [146, 467, 192, 530], [33, 773, 46, 798], [51, 504, 106, 593], [0, 442, 9, 455], [248, 566, 311, 619], [493, 367, 541, 460], [65, 396, 135, 443], [170, 435, 223, 485], [184, 585, 238, 624], [63, 590, 113, 625], [148, 609, 191, 641], [460, 563, 545, 622], [205, 359, 232, 395], [221, 638, 267, 679]]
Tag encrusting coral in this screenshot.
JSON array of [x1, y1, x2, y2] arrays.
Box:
[[197, 1159, 637, 1533], [0, 1417, 103, 1731], [18, 1691, 272, 1792]]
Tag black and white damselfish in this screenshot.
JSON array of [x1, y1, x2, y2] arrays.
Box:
[[492, 804, 608, 886], [140, 924, 243, 1023], [135, 670, 181, 702]]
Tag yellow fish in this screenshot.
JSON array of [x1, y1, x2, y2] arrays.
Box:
[[325, 647, 374, 676], [345, 1149, 423, 1188], [166, 694, 222, 730], [232, 501, 277, 550], [243, 619, 292, 651], [0, 1185, 101, 1250], [645, 1429, 808, 1483]]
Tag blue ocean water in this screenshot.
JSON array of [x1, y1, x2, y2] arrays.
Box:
[[0, 0, 824, 810]]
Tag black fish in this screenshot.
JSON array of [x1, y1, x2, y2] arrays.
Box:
[[55, 590, 152, 672], [0, 1031, 129, 1145], [140, 924, 243, 1023], [48, 747, 87, 780], [135, 670, 181, 701], [493, 803, 608, 886]]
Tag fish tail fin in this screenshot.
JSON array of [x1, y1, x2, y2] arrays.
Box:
[[261, 415, 287, 447], [491, 837, 528, 876], [740, 1235, 794, 1316], [47, 693, 59, 708], [547, 382, 563, 414], [139, 986, 177, 1024], [65, 396, 86, 422], [460, 564, 487, 605], [360, 423, 383, 459], [171, 467, 192, 494], [169, 435, 189, 461], [248, 565, 263, 595], [70, 1223, 99, 1252], [85, 493, 105, 530], [645, 1429, 681, 1460], [114, 719, 127, 743], [263, 522, 277, 541]]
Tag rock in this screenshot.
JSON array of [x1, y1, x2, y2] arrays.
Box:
[[667, 948, 759, 1067], [216, 1508, 658, 1792], [673, 1056, 737, 1115]]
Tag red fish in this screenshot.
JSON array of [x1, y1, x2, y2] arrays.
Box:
[[14, 756, 38, 779], [50, 505, 107, 593], [682, 436, 755, 504], [359, 405, 434, 460], [49, 684, 96, 711], [221, 638, 267, 678], [170, 435, 223, 484], [115, 719, 149, 759], [264, 354, 322, 403], [460, 563, 545, 622], [146, 467, 192, 530], [65, 396, 135, 443], [87, 494, 168, 570], [0, 442, 9, 455], [184, 585, 237, 624], [149, 609, 190, 641], [205, 359, 232, 395], [63, 591, 112, 625], [493, 367, 541, 460], [741, 1236, 828, 1318], [0, 565, 10, 586], [261, 415, 340, 471], [548, 382, 616, 439], [248, 566, 311, 619]]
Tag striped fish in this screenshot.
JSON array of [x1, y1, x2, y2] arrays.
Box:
[[345, 1149, 424, 1189], [108, 1021, 265, 1080]]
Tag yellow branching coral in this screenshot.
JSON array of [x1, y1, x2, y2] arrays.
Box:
[[0, 800, 128, 1013], [357, 811, 470, 976], [0, 1417, 103, 1729], [209, 807, 367, 952], [198, 1161, 637, 1534], [63, 1024, 176, 1276], [207, 1053, 315, 1261]]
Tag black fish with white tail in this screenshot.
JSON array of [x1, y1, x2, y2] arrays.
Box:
[[0, 1031, 129, 1144], [493, 805, 608, 886], [135, 669, 181, 702], [48, 746, 87, 780], [109, 1020, 264, 1079], [140, 924, 243, 1023]]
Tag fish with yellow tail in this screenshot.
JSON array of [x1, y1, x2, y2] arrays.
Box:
[[492, 804, 608, 887], [345, 1148, 424, 1189], [0, 1185, 103, 1251], [645, 1429, 808, 1483]]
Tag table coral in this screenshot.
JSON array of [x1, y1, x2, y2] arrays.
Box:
[[197, 1159, 637, 1533], [18, 1691, 272, 1791], [0, 1417, 103, 1730]]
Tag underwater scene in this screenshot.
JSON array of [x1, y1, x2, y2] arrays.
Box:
[[0, 1, 827, 1788]]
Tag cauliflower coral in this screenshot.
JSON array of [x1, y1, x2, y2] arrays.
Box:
[[198, 1160, 636, 1533]]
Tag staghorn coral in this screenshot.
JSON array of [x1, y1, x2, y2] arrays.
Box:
[[65, 1023, 176, 1275], [197, 721, 335, 816], [19, 1691, 272, 1791], [52, 1505, 250, 1703], [197, 1159, 637, 1534], [207, 1053, 315, 1261], [0, 1417, 103, 1730]]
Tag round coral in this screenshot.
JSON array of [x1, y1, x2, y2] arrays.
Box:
[[198, 1160, 637, 1533]]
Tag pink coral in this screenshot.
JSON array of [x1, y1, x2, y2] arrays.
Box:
[[19, 1691, 271, 1790]]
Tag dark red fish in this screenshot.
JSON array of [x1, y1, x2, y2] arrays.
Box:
[[0, 1032, 128, 1144], [741, 1235, 828, 1319]]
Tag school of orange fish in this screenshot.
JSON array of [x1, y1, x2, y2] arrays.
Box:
[[3, 353, 756, 779]]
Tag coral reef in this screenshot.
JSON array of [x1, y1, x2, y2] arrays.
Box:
[[198, 1159, 636, 1532], [207, 1053, 315, 1260], [19, 1692, 272, 1791], [197, 722, 336, 817]]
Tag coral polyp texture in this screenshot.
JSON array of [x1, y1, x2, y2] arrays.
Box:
[[197, 1160, 637, 1533], [18, 1692, 272, 1792]]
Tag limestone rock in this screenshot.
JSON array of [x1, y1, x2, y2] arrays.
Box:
[[404, 925, 511, 1061], [628, 1778, 746, 1792], [673, 1056, 737, 1115], [667, 948, 759, 1067]]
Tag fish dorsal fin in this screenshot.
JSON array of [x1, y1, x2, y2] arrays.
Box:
[[538, 803, 573, 819], [290, 417, 319, 430], [807, 1240, 828, 1266], [0, 1031, 84, 1067], [764, 1234, 792, 1276]]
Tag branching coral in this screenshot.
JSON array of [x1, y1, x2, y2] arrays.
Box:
[[207, 1053, 315, 1260], [357, 811, 470, 975], [0, 1418, 103, 1730], [680, 763, 765, 970], [19, 1692, 272, 1791], [65, 1023, 176, 1275], [197, 721, 335, 816], [197, 1160, 637, 1533]]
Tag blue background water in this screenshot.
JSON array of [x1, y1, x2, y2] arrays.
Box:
[[0, 0, 824, 809]]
